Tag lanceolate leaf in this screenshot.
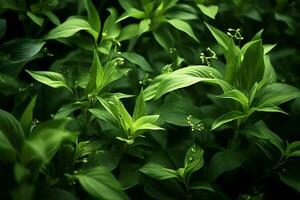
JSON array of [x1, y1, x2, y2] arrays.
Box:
[[133, 88, 146, 121], [168, 19, 199, 42], [122, 52, 152, 72], [211, 111, 245, 130], [204, 23, 232, 50], [46, 17, 98, 41], [217, 89, 249, 110], [140, 162, 179, 180], [254, 83, 300, 107], [0, 109, 25, 152], [197, 4, 218, 19], [84, 0, 101, 33], [143, 65, 226, 101], [208, 150, 246, 181], [20, 96, 37, 136], [26, 70, 71, 91], [74, 167, 130, 200], [239, 39, 265, 91]]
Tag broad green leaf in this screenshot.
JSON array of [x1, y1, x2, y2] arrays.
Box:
[[86, 50, 103, 95], [0, 130, 17, 162], [240, 40, 264, 91], [26, 70, 71, 91], [54, 103, 81, 119], [133, 115, 160, 127], [122, 52, 152, 72], [208, 150, 246, 181], [102, 8, 121, 38], [197, 4, 218, 19], [84, 0, 101, 33], [74, 166, 129, 200], [242, 121, 284, 152], [248, 105, 288, 115], [117, 8, 146, 22], [211, 111, 245, 130], [97, 97, 132, 132], [164, 4, 198, 20], [132, 122, 164, 134], [44, 10, 61, 25], [20, 96, 37, 136], [184, 144, 204, 170], [138, 18, 151, 35], [224, 41, 241, 86], [168, 19, 199, 42], [0, 38, 45, 76], [140, 162, 179, 180], [262, 55, 277, 85], [183, 144, 204, 181], [0, 109, 25, 152], [22, 128, 71, 164], [254, 83, 300, 108], [205, 23, 232, 50], [153, 26, 174, 50], [217, 89, 249, 109], [46, 17, 98, 41], [133, 88, 146, 121], [143, 65, 225, 101], [26, 11, 44, 27], [118, 23, 140, 41]]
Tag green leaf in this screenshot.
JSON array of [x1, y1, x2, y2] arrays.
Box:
[[197, 4, 218, 19], [26, 11, 44, 27], [0, 130, 17, 162], [0, 109, 25, 152], [190, 181, 214, 191], [183, 144, 204, 182], [153, 26, 174, 50], [46, 17, 98, 41], [102, 8, 121, 38], [122, 52, 152, 72], [140, 162, 179, 180], [20, 96, 37, 136], [0, 38, 45, 76], [168, 19, 199, 42], [74, 166, 129, 200], [224, 41, 241, 86], [86, 50, 103, 95], [84, 0, 101, 33], [208, 150, 246, 181], [143, 65, 225, 101], [133, 88, 146, 121], [211, 111, 245, 130], [117, 8, 146, 22], [254, 83, 300, 108], [118, 23, 140, 41], [22, 128, 71, 164], [204, 22, 232, 50], [184, 144, 204, 170], [240, 40, 264, 91], [217, 89, 249, 110], [26, 70, 71, 91], [242, 121, 284, 152]]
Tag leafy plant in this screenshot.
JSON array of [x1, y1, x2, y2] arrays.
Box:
[[1, 0, 300, 199]]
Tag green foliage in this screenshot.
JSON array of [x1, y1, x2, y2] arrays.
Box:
[[1, 0, 300, 199]]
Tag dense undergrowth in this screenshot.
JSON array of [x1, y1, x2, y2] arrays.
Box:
[[1, 0, 300, 199]]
